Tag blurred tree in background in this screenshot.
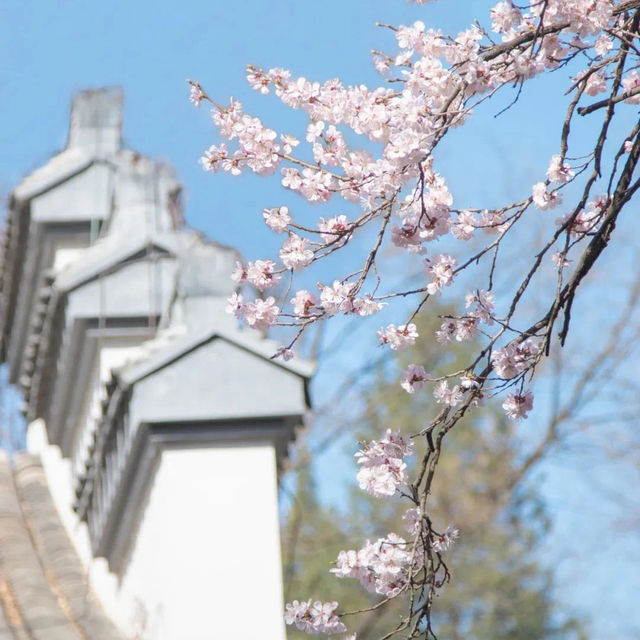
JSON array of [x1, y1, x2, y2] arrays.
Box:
[[282, 308, 587, 640]]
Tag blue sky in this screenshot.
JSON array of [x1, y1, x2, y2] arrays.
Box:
[[2, 1, 639, 637]]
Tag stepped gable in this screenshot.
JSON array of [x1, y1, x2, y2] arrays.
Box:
[[0, 87, 311, 639], [71, 235, 313, 572], [0, 452, 124, 640]]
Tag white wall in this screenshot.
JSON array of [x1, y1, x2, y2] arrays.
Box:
[[119, 445, 287, 640], [29, 422, 287, 640]]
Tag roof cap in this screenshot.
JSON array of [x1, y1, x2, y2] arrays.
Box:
[[68, 88, 123, 154]]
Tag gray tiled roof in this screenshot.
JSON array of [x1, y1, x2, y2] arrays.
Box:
[[0, 452, 124, 640]]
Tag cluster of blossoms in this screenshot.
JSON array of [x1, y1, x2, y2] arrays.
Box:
[[314, 281, 385, 318], [433, 379, 464, 407], [196, 0, 632, 218], [232, 259, 279, 291], [291, 289, 319, 318], [402, 366, 484, 410], [284, 600, 347, 635], [280, 233, 314, 270], [225, 293, 279, 331], [304, 283, 381, 317], [435, 289, 495, 345], [377, 323, 419, 351], [330, 518, 458, 597], [355, 430, 414, 497], [491, 337, 539, 417], [200, 0, 635, 375], [558, 195, 608, 237], [532, 182, 563, 211], [201, 99, 284, 176], [425, 254, 457, 295], [491, 338, 541, 380], [532, 154, 575, 210], [331, 533, 414, 597], [331, 525, 458, 598], [318, 281, 356, 315], [432, 375, 484, 408], [391, 177, 455, 253], [527, 0, 615, 36]]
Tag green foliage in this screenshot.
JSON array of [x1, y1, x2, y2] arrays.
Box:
[[282, 311, 587, 639]]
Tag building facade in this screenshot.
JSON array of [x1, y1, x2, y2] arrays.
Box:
[[0, 88, 311, 640]]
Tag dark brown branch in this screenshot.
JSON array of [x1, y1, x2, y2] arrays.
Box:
[[578, 86, 640, 116]]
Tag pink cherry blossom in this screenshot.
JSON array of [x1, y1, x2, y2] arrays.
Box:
[[432, 525, 459, 553], [532, 182, 562, 210], [299, 168, 334, 202], [262, 206, 291, 233], [280, 133, 299, 154], [320, 281, 356, 315], [291, 290, 319, 318], [373, 55, 391, 76], [189, 82, 205, 107], [546, 155, 574, 184], [594, 34, 613, 56], [281, 167, 303, 190], [231, 261, 247, 285], [280, 234, 314, 270], [622, 71, 640, 104], [584, 72, 607, 96], [355, 430, 413, 498], [433, 380, 463, 407], [452, 210, 477, 241], [425, 254, 457, 295], [353, 296, 385, 316], [401, 364, 430, 394], [284, 600, 346, 635], [435, 317, 479, 345], [502, 391, 534, 419], [490, 1, 522, 34], [332, 532, 414, 597], [378, 323, 419, 351], [477, 209, 507, 234], [200, 144, 227, 172], [305, 120, 325, 143], [318, 215, 351, 244], [243, 297, 280, 331], [225, 292, 245, 320], [465, 289, 495, 324], [559, 195, 607, 236], [391, 220, 424, 253], [247, 68, 271, 95], [245, 260, 281, 291], [491, 338, 541, 380]]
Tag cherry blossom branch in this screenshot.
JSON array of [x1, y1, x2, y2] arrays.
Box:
[[191, 2, 640, 637]]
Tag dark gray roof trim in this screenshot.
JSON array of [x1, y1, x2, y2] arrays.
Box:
[[15, 241, 176, 423], [77, 417, 298, 575]]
